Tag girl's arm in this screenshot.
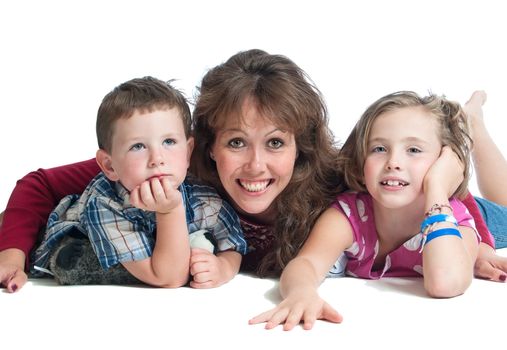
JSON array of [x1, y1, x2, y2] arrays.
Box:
[[422, 219, 478, 298], [249, 207, 353, 330]]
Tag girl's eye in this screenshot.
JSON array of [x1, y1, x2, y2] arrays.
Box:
[[130, 143, 145, 151], [228, 138, 245, 148], [163, 138, 176, 146], [372, 146, 386, 153], [408, 147, 422, 153], [268, 138, 284, 149]]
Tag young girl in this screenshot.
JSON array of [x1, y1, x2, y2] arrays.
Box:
[[250, 91, 480, 330]]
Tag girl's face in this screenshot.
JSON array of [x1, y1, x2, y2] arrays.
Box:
[[211, 98, 298, 221], [363, 106, 442, 210]]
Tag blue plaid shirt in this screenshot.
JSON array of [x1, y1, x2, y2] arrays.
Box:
[[32, 173, 247, 273]]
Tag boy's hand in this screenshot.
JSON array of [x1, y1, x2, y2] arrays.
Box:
[[248, 290, 343, 331], [130, 177, 182, 214], [189, 248, 232, 288]]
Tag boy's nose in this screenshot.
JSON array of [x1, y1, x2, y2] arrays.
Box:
[[149, 151, 165, 167]]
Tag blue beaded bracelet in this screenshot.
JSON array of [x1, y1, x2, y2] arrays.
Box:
[[424, 227, 462, 245], [420, 214, 458, 233]]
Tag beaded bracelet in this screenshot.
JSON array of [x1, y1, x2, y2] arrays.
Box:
[[425, 203, 453, 217], [424, 227, 462, 245]]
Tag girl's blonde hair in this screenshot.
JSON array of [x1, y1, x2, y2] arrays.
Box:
[[339, 91, 472, 199]]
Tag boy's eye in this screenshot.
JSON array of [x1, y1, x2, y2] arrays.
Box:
[[163, 138, 176, 146], [268, 139, 284, 149], [228, 138, 245, 148], [408, 147, 422, 153], [130, 143, 145, 151]]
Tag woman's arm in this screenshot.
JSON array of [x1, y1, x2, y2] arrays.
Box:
[[249, 207, 352, 330], [0, 158, 100, 265]]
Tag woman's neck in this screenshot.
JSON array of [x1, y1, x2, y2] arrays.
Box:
[[234, 204, 277, 227]]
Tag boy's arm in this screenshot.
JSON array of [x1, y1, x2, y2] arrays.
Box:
[[122, 206, 190, 288], [249, 207, 352, 331], [123, 178, 191, 288]]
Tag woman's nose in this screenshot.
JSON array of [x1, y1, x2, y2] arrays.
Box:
[[244, 147, 265, 172]]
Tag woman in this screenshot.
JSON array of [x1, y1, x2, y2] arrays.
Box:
[[1, 49, 506, 292]]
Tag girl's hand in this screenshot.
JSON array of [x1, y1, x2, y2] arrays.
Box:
[[424, 146, 464, 198], [248, 291, 343, 331], [130, 177, 182, 214], [474, 242, 507, 282]]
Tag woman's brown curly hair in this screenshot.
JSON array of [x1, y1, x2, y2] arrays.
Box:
[[190, 49, 345, 276]]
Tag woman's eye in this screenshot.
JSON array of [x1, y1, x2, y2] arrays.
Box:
[[130, 143, 145, 151], [228, 138, 244, 148], [268, 139, 284, 149], [163, 138, 176, 146]]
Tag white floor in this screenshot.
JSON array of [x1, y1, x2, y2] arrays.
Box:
[[2, 249, 505, 350]]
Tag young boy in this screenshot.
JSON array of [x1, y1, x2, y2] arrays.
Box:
[[31, 76, 247, 288]]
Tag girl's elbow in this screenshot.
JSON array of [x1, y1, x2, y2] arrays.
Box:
[[424, 270, 472, 298]]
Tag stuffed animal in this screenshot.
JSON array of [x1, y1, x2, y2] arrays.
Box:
[[48, 229, 216, 285]]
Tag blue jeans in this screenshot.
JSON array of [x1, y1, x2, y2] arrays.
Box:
[[475, 197, 507, 249]]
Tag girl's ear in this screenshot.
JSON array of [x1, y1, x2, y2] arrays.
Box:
[[96, 149, 120, 181]]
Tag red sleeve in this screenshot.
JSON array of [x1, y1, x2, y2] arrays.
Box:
[[0, 158, 101, 268], [462, 191, 495, 248]]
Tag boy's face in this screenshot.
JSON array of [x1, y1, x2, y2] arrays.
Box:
[[101, 108, 193, 191]]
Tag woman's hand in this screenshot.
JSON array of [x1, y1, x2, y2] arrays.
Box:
[[248, 290, 343, 331]]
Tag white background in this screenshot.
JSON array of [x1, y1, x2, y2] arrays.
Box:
[[2, 2, 507, 348], [1, 0, 507, 208]]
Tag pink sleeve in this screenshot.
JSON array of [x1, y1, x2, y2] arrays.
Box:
[[0, 158, 101, 268]]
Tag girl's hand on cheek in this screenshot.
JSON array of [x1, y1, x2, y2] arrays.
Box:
[[424, 146, 464, 197]]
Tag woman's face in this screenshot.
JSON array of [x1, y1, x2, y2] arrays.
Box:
[[211, 98, 298, 221]]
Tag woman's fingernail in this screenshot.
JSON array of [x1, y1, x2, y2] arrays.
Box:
[[11, 284, 18, 292], [499, 275, 506, 282]]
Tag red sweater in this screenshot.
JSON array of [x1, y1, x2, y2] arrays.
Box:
[[0, 158, 496, 268]]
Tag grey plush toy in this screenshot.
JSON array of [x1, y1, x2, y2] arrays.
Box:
[[49, 229, 216, 285]]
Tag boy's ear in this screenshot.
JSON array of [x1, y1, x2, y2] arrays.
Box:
[[96, 149, 120, 181], [186, 137, 195, 164]]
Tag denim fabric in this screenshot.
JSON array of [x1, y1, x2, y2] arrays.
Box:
[[475, 197, 507, 249]]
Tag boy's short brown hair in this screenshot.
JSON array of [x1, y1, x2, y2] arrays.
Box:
[[96, 76, 191, 153]]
